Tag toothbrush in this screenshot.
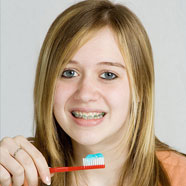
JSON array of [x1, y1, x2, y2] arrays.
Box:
[[50, 153, 105, 173]]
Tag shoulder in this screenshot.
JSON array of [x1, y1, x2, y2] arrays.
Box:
[[156, 151, 186, 186]]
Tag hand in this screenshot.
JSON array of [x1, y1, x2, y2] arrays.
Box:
[[0, 136, 51, 186]]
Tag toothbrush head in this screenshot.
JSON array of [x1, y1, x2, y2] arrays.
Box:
[[50, 153, 105, 173], [83, 153, 105, 166]]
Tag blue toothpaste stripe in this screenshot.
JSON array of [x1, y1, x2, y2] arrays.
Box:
[[85, 153, 104, 159]]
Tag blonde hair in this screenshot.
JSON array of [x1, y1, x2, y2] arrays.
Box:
[[34, 0, 172, 185]]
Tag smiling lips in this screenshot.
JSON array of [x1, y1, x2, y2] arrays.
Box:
[[71, 110, 106, 127]]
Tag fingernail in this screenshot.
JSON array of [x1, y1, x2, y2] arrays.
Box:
[[45, 176, 51, 185]]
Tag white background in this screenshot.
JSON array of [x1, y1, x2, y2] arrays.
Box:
[[1, 0, 186, 153]]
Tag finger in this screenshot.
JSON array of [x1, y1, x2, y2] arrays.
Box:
[[0, 148, 24, 186], [1, 137, 38, 186], [14, 136, 51, 185], [0, 165, 12, 186], [11, 148, 38, 186]]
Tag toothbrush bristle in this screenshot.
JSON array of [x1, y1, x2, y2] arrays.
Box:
[[83, 153, 105, 166], [83, 157, 104, 166]]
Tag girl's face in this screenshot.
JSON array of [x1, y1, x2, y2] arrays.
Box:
[[53, 26, 131, 146]]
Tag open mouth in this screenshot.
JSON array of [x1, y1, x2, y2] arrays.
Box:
[[71, 111, 106, 120]]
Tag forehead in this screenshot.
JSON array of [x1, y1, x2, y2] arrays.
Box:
[[71, 26, 125, 66]]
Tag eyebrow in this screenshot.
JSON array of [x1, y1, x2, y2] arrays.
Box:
[[69, 60, 126, 69], [97, 61, 125, 69]]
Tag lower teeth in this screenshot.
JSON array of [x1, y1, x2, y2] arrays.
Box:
[[78, 116, 102, 119]]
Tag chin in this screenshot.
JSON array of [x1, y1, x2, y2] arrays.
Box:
[[71, 133, 104, 146]]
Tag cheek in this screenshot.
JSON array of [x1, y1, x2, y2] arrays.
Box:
[[53, 81, 75, 111], [105, 81, 130, 112]]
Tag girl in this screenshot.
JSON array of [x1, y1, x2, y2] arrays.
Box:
[[0, 0, 186, 185]]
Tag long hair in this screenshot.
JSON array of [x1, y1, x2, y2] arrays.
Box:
[[34, 0, 171, 185]]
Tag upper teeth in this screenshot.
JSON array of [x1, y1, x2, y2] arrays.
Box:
[[72, 111, 105, 119]]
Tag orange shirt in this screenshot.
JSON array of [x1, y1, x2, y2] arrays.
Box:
[[157, 151, 186, 186]]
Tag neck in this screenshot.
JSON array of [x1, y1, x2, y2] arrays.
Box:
[[71, 135, 128, 186]]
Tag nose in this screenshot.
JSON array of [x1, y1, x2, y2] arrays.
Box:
[[73, 76, 100, 103]]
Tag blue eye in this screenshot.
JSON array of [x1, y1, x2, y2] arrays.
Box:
[[61, 70, 78, 78], [100, 72, 117, 80]]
